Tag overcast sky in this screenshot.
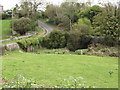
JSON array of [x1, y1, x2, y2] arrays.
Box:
[[0, 0, 119, 10]]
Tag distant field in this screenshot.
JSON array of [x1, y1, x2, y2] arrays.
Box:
[[1, 20, 11, 39], [2, 51, 118, 88]]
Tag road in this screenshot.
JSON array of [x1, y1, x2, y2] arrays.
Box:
[[0, 21, 56, 43], [0, 21, 56, 52], [38, 21, 55, 35]]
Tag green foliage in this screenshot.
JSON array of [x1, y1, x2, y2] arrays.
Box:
[[14, 1, 42, 20], [17, 36, 42, 49], [44, 2, 81, 30], [79, 5, 102, 22], [67, 18, 92, 51], [2, 13, 12, 20], [87, 44, 119, 57], [66, 30, 81, 51], [2, 74, 36, 88], [42, 29, 67, 49], [56, 76, 94, 88], [75, 49, 88, 55], [13, 17, 31, 35], [26, 21, 38, 31], [44, 4, 61, 25], [72, 18, 93, 35], [93, 4, 119, 46], [36, 48, 69, 54], [77, 18, 91, 26]]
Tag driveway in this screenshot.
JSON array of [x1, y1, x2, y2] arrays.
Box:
[[0, 21, 57, 43], [38, 21, 55, 35]]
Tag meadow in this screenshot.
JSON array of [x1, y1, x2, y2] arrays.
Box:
[[1, 20, 11, 39], [2, 50, 118, 88]]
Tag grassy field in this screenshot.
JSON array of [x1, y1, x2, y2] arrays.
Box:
[[0, 21, 46, 45], [2, 51, 118, 88], [1, 20, 11, 39]]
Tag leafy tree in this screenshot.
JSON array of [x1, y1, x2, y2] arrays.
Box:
[[44, 4, 60, 24], [42, 29, 67, 49], [2, 13, 12, 20], [13, 0, 42, 20], [93, 3, 119, 46], [72, 18, 93, 35], [44, 2, 83, 30], [13, 17, 31, 35], [79, 5, 102, 22], [59, 2, 81, 30], [67, 30, 81, 51]]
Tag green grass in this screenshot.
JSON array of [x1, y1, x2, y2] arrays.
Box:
[[1, 20, 11, 39], [0, 23, 46, 45], [2, 51, 118, 88]]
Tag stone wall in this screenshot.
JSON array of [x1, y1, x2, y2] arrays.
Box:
[[0, 43, 20, 55], [5, 43, 20, 51]]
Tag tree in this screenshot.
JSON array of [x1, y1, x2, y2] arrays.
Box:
[[93, 3, 119, 46], [72, 18, 93, 35], [14, 0, 43, 20], [13, 17, 31, 35], [67, 30, 81, 51], [2, 13, 12, 20], [79, 5, 102, 23], [44, 4, 60, 24], [59, 2, 80, 31], [42, 29, 67, 49]]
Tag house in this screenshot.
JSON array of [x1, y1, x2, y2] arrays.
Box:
[[0, 4, 3, 13]]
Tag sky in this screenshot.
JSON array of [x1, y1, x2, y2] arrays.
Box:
[[0, 0, 119, 10]]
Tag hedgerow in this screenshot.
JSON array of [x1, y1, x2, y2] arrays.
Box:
[[17, 36, 43, 51]]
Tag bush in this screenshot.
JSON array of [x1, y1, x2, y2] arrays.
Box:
[[72, 18, 93, 35], [42, 29, 67, 49], [68, 18, 93, 51], [75, 49, 88, 55], [26, 21, 38, 31], [17, 36, 42, 51], [36, 48, 69, 54], [13, 17, 31, 35], [2, 75, 37, 88], [66, 30, 81, 51], [109, 52, 119, 57], [56, 76, 94, 88], [2, 13, 12, 20]]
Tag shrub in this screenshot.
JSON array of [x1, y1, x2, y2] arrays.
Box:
[[2, 13, 12, 20], [17, 36, 42, 51], [26, 21, 38, 31], [42, 29, 67, 49], [109, 52, 119, 57], [13, 17, 31, 35], [72, 18, 93, 35], [41, 36, 51, 48], [56, 76, 94, 88], [66, 30, 81, 51], [2, 75, 37, 88], [75, 49, 88, 55]]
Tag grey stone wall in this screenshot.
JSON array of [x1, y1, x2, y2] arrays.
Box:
[[0, 43, 20, 55], [5, 43, 20, 51]]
